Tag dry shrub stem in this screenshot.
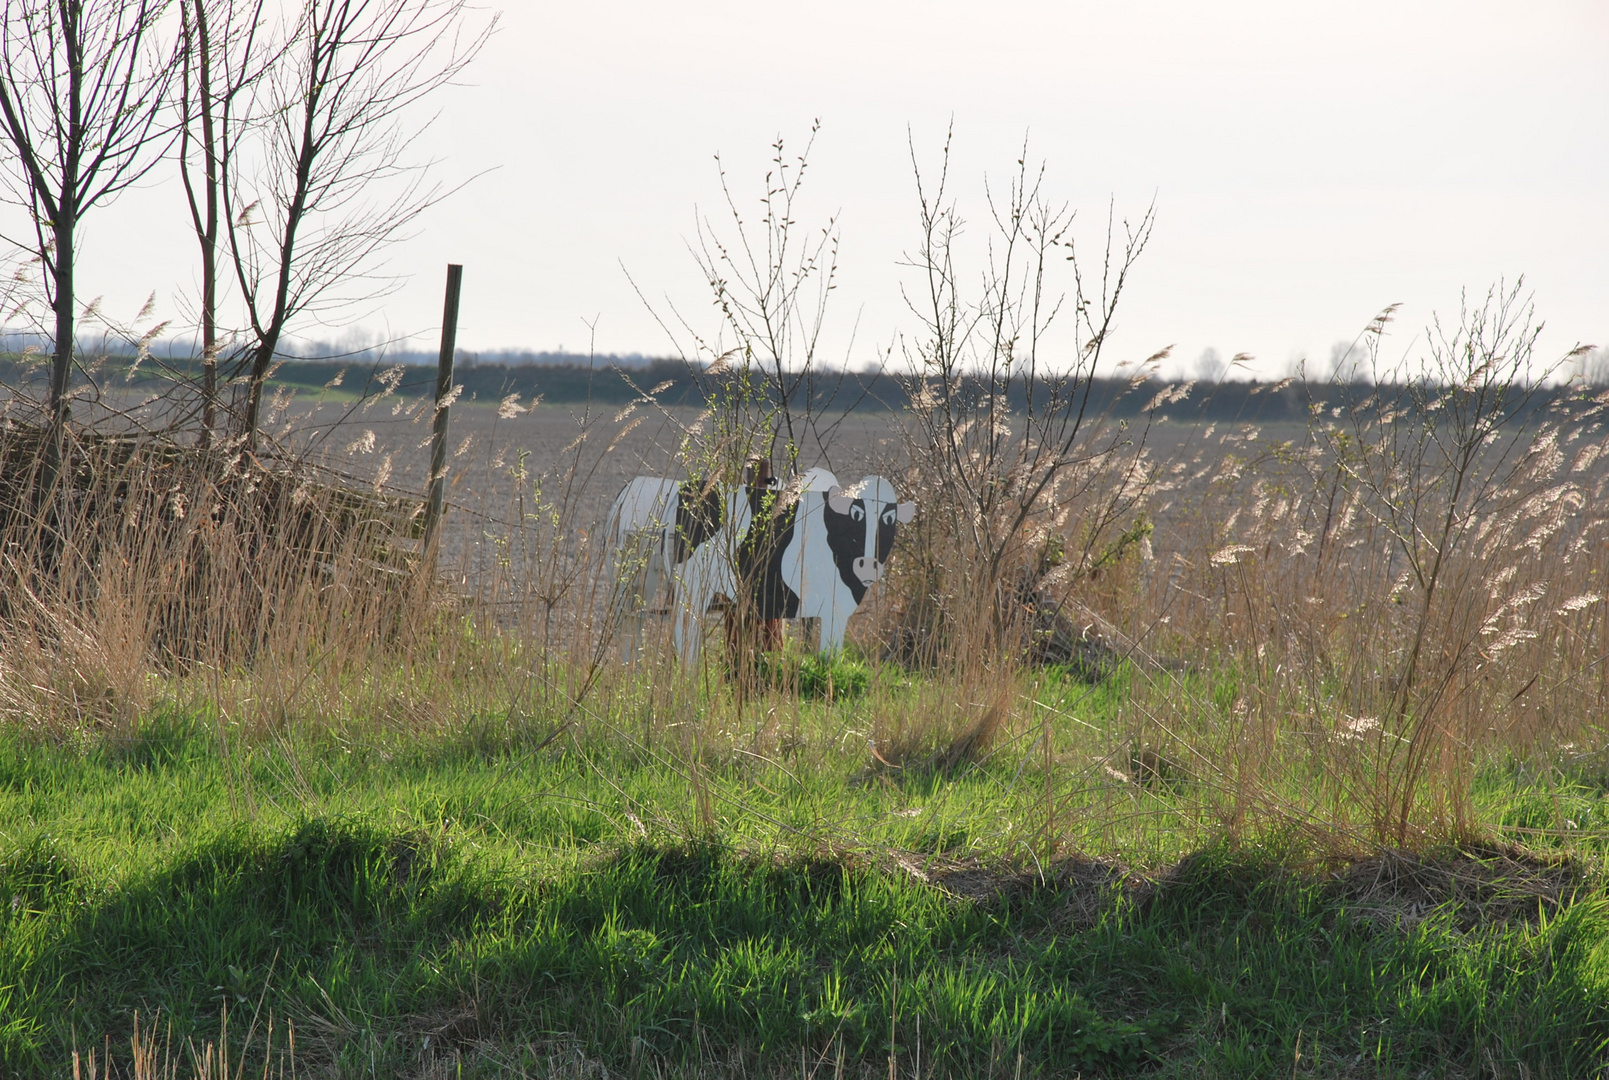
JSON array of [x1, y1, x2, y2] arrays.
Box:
[[888, 128, 1160, 671]]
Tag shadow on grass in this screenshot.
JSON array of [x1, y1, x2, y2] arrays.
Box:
[[5, 827, 1609, 1077]]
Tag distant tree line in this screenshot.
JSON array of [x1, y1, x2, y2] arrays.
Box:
[[4, 344, 1590, 428]]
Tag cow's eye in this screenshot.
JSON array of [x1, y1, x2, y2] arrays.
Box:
[[882, 509, 896, 526], [849, 504, 865, 522]]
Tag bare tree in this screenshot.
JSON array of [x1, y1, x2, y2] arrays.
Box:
[[688, 124, 847, 467], [1194, 346, 1226, 382], [222, 0, 494, 449], [622, 127, 873, 675], [176, 0, 273, 447], [0, 0, 172, 469], [1327, 337, 1370, 383], [896, 129, 1161, 663]]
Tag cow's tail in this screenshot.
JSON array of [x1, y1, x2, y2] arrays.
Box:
[[602, 480, 630, 554]]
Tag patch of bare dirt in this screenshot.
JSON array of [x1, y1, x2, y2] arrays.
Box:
[[1325, 844, 1585, 930], [891, 843, 1592, 934], [885, 852, 1136, 931]]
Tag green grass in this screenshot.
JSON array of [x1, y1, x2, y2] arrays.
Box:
[[3, 681, 1609, 1078], [755, 646, 874, 701]]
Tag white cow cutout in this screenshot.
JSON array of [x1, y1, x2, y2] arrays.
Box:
[[604, 469, 913, 662]]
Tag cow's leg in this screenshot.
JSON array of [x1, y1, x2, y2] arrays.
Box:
[[604, 479, 681, 664], [671, 558, 716, 664], [611, 542, 639, 663], [640, 545, 672, 661], [616, 598, 641, 665], [619, 587, 649, 665], [670, 590, 703, 663], [670, 497, 750, 668], [817, 603, 850, 655], [609, 530, 660, 664], [605, 551, 637, 663]]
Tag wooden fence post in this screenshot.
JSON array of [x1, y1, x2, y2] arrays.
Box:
[[421, 263, 462, 574]]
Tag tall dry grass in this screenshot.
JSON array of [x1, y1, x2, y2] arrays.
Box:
[[0, 414, 420, 730], [0, 135, 1600, 867], [1056, 285, 1609, 849], [5, 287, 1602, 863]]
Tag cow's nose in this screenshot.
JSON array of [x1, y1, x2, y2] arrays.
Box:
[[853, 556, 883, 585]]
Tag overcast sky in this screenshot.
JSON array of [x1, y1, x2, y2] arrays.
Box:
[[33, 0, 1609, 378]]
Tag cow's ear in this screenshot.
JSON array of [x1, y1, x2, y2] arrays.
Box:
[[827, 486, 853, 515], [896, 501, 915, 524]]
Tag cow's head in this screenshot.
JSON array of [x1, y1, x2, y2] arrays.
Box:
[[824, 476, 915, 601]]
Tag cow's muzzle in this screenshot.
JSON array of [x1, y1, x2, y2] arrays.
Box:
[[853, 557, 884, 586]]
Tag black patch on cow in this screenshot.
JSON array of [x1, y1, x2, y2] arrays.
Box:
[[875, 504, 899, 564], [738, 484, 800, 619], [673, 480, 722, 564], [822, 499, 871, 605]]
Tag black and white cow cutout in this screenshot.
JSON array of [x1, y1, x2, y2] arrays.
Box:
[[604, 469, 914, 662]]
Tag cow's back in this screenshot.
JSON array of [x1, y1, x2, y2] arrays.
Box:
[[607, 476, 682, 544]]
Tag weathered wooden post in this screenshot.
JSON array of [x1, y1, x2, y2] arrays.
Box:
[[421, 263, 462, 575]]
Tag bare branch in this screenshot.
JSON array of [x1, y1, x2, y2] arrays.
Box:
[[221, 0, 496, 448]]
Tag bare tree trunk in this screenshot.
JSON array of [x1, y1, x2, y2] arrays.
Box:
[[238, 14, 317, 451], [0, 0, 171, 506], [238, 248, 297, 448], [42, 6, 83, 500], [47, 221, 76, 406], [180, 0, 222, 447], [180, 0, 274, 448]]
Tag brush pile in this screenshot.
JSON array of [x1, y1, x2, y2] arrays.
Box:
[[0, 417, 425, 675]]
